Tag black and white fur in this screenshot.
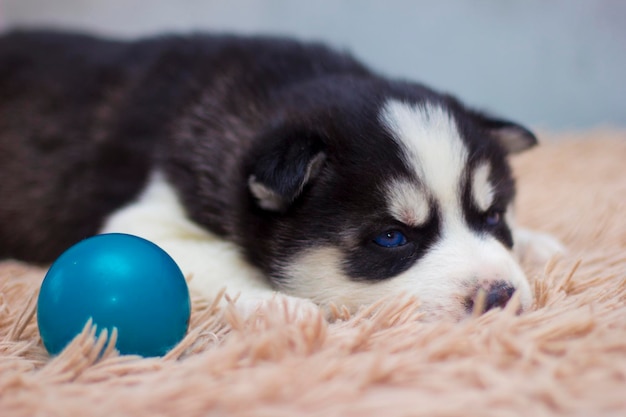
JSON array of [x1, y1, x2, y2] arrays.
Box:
[[0, 31, 562, 320]]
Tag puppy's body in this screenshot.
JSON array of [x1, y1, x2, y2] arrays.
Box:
[[0, 31, 559, 319]]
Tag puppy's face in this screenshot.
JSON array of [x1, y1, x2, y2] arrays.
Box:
[[246, 93, 536, 320]]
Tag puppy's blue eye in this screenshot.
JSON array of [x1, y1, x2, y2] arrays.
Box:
[[486, 211, 502, 227], [373, 230, 407, 248]]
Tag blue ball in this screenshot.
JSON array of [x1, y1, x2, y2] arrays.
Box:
[[37, 233, 191, 357]]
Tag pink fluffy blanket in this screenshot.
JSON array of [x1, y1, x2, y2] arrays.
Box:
[[1, 131, 625, 416]]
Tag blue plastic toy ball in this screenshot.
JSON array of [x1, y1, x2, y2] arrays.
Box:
[[37, 233, 191, 357]]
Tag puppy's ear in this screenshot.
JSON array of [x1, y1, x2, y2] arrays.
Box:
[[471, 111, 538, 154], [248, 132, 326, 211]]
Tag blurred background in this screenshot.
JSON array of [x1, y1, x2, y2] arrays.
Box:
[[2, 0, 625, 131]]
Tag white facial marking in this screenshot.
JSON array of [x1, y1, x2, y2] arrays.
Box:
[[472, 162, 495, 212], [381, 100, 468, 211], [387, 180, 430, 226]]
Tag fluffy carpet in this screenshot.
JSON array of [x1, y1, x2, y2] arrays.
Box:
[[1, 131, 625, 416]]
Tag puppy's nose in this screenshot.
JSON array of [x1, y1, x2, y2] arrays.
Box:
[[467, 281, 515, 313], [484, 282, 515, 311]]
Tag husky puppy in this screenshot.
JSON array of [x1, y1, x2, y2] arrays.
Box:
[[0, 31, 561, 320]]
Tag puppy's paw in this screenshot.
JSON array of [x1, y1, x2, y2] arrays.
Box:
[[514, 228, 566, 266], [230, 292, 322, 323]]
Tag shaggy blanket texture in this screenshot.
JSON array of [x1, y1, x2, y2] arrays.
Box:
[[1, 132, 625, 416]]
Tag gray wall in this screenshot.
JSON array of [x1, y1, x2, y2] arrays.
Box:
[[3, 0, 625, 130]]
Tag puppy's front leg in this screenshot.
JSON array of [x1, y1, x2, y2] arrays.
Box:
[[99, 171, 320, 320], [144, 234, 320, 322], [513, 228, 566, 266]]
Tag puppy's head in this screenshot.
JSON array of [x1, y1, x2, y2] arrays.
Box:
[[244, 86, 536, 320]]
